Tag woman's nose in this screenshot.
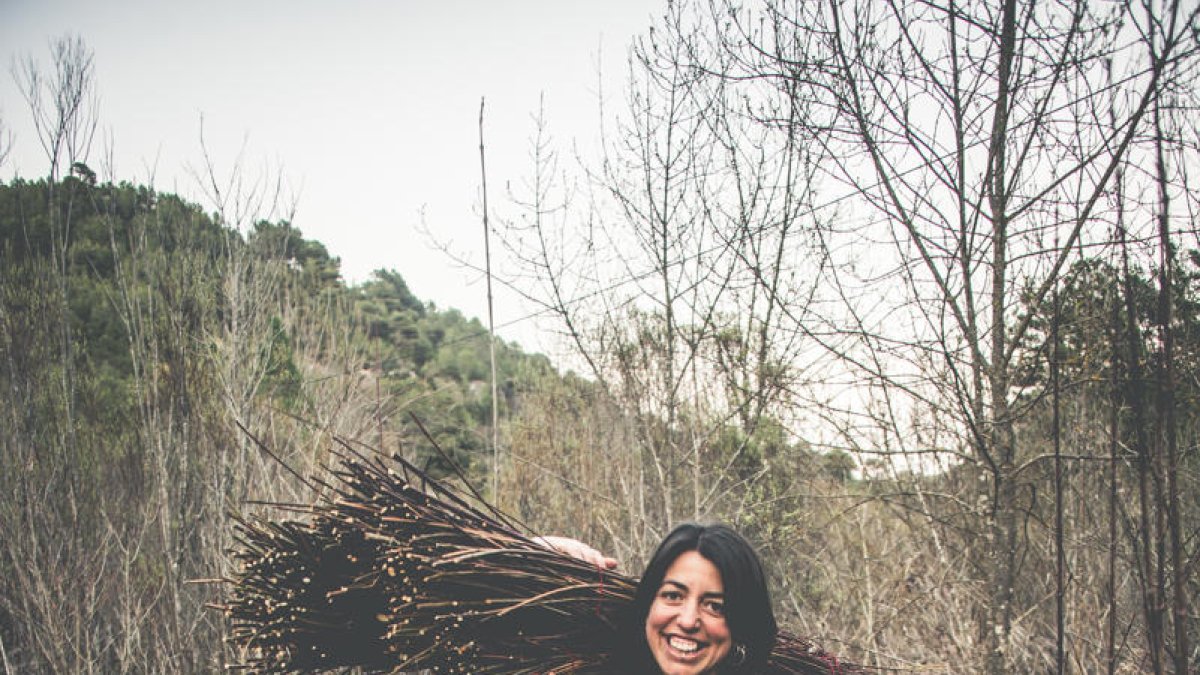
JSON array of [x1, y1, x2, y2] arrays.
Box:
[[676, 602, 702, 630]]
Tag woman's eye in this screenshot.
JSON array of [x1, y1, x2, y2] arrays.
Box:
[[704, 600, 725, 616]]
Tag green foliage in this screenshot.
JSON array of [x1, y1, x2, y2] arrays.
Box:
[[249, 219, 342, 287], [260, 315, 303, 408], [348, 268, 554, 477], [0, 177, 558, 482], [1015, 253, 1200, 429]]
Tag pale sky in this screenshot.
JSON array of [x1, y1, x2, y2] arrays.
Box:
[[0, 0, 660, 352]]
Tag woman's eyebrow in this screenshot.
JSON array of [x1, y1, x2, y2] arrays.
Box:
[[661, 580, 724, 599]]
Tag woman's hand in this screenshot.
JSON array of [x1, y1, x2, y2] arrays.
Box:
[[532, 535, 618, 570]]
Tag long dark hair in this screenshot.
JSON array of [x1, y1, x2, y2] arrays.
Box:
[[620, 523, 778, 674]]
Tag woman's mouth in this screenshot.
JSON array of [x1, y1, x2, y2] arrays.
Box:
[[666, 634, 706, 657]]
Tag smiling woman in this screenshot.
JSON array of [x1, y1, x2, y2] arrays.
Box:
[[225, 450, 858, 674], [623, 524, 777, 675]]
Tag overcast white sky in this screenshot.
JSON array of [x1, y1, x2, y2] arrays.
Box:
[[0, 0, 659, 352]]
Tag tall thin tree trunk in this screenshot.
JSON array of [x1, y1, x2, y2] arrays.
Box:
[[1119, 203, 1163, 674], [1053, 276, 1065, 675], [478, 97, 501, 501], [1151, 97, 1187, 675], [1107, 276, 1121, 675], [1106, 68, 1124, 675], [984, 1, 1019, 670]]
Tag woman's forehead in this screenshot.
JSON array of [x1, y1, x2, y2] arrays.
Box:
[[662, 550, 724, 591]]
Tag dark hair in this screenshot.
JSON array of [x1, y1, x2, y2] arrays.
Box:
[[621, 523, 778, 674]]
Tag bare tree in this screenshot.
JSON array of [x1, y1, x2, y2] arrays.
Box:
[[1147, 63, 1190, 675], [495, 3, 830, 558], [12, 34, 97, 183], [0, 40, 104, 672], [10, 34, 99, 477], [635, 0, 1200, 670]]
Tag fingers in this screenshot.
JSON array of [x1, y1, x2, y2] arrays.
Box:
[[533, 535, 618, 570], [582, 547, 619, 570]]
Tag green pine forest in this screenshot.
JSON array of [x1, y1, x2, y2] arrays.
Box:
[[4, 1, 1200, 671]]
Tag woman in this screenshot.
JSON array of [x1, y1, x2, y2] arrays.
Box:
[[543, 523, 777, 674], [228, 449, 844, 673]]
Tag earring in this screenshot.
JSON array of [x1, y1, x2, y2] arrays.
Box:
[[732, 643, 747, 666]]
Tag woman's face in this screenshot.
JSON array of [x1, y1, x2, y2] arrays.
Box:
[[644, 550, 732, 674]]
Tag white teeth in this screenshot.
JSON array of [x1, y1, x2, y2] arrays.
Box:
[[668, 636, 701, 653]]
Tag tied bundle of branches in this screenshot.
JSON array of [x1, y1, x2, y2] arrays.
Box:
[[222, 441, 860, 674]]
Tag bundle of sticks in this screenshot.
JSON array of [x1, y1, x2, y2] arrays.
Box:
[[222, 444, 861, 674]]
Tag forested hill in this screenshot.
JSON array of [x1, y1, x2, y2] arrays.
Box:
[[0, 176, 558, 476]]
